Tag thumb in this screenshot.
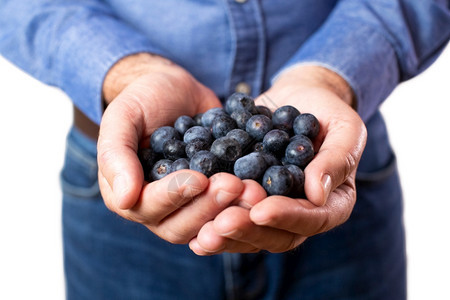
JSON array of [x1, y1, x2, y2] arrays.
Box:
[[97, 99, 144, 210], [304, 119, 367, 206]]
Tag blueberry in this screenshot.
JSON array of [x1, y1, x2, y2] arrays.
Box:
[[226, 129, 253, 152], [272, 105, 300, 132], [253, 142, 264, 152], [150, 159, 173, 181], [138, 148, 157, 181], [174, 115, 196, 135], [293, 113, 320, 139], [225, 92, 258, 115], [210, 136, 242, 163], [193, 113, 204, 126], [185, 138, 210, 159], [201, 107, 227, 128], [246, 114, 273, 141], [189, 150, 219, 177], [170, 158, 190, 172], [284, 164, 305, 197], [262, 129, 290, 155], [230, 109, 253, 130], [183, 126, 213, 145], [211, 114, 237, 139], [256, 105, 272, 119], [260, 152, 281, 167], [262, 166, 293, 196], [285, 136, 314, 168], [163, 139, 186, 160], [150, 126, 180, 154], [233, 152, 267, 180], [290, 133, 314, 144]]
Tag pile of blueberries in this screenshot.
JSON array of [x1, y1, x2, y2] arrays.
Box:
[[138, 92, 320, 196]]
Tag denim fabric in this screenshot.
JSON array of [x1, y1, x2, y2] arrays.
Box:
[[0, 1, 449, 124], [60, 122, 406, 299]]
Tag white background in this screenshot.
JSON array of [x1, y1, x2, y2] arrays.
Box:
[[0, 45, 449, 299]]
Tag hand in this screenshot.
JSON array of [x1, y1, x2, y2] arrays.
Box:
[[97, 53, 244, 243], [189, 65, 367, 254]]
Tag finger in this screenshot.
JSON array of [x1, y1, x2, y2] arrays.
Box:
[[152, 172, 244, 244], [97, 98, 145, 210], [128, 170, 209, 224], [190, 222, 260, 255], [232, 179, 267, 209], [213, 206, 306, 253], [250, 178, 356, 236], [305, 115, 366, 206]]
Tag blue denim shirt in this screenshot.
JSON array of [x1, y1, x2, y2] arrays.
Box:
[[0, 0, 449, 126]]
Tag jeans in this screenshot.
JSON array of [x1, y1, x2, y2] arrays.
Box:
[[60, 125, 406, 300]]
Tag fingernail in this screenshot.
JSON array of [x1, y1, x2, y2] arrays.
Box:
[[220, 229, 243, 238], [113, 175, 127, 207], [321, 174, 332, 205], [215, 190, 237, 206]]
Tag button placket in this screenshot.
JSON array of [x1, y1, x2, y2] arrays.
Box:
[[226, 0, 266, 97]]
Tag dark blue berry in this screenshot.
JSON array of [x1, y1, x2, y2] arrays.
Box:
[[285, 136, 314, 168], [262, 129, 290, 155], [183, 126, 212, 145], [293, 113, 320, 139], [272, 105, 300, 132], [150, 159, 173, 181], [230, 109, 253, 130], [233, 152, 267, 180], [284, 164, 305, 197], [226, 129, 252, 151], [261, 152, 281, 167], [189, 150, 219, 177], [150, 126, 180, 154], [138, 148, 157, 181], [246, 114, 273, 141], [185, 138, 210, 159], [253, 142, 264, 152], [162, 139, 186, 160], [256, 105, 272, 119], [225, 92, 258, 115], [211, 114, 237, 139], [289, 134, 314, 144], [210, 137, 242, 163], [262, 166, 293, 196], [170, 158, 190, 173], [193, 113, 203, 126], [201, 107, 227, 128], [174, 115, 196, 135]]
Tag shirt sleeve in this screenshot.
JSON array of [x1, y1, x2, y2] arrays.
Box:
[[0, 0, 167, 124], [273, 0, 450, 122]]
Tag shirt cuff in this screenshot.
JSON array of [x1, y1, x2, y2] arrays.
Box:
[[273, 17, 399, 122], [54, 16, 166, 125]]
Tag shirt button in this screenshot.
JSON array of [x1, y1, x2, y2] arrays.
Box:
[[235, 82, 251, 95], [235, 0, 247, 3]]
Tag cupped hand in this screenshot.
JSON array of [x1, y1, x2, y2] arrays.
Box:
[[97, 53, 244, 243], [190, 65, 367, 254]]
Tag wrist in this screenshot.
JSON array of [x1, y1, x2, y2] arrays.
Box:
[[273, 65, 355, 109], [102, 53, 175, 104]]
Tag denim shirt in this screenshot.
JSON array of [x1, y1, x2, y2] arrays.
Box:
[[0, 0, 449, 125]]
